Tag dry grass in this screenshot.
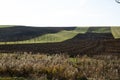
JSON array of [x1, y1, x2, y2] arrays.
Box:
[[0, 53, 119, 80]]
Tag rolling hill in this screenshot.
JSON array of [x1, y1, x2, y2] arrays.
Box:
[[0, 26, 120, 44], [0, 26, 76, 42], [0, 26, 120, 56]]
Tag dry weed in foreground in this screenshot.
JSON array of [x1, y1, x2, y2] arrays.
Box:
[[0, 53, 119, 80]]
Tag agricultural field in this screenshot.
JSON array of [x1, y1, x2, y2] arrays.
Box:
[[0, 25, 13, 28], [111, 27, 120, 39], [0, 37, 120, 56], [0, 26, 89, 44], [0, 26, 120, 44], [0, 26, 120, 80]]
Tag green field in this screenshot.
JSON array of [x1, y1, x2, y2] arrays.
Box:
[[87, 27, 111, 33], [0, 27, 89, 44], [0, 26, 120, 44], [18, 27, 89, 43], [111, 27, 120, 39], [0, 25, 13, 28]]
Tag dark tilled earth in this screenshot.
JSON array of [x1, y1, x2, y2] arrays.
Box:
[[0, 31, 120, 56], [0, 39, 120, 57]]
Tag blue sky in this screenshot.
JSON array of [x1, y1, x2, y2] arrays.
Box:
[[0, 0, 120, 26]]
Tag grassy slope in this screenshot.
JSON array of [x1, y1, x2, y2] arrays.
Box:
[[87, 27, 111, 33], [0, 25, 13, 28], [111, 27, 120, 39], [0, 26, 120, 44], [22, 27, 89, 43], [0, 26, 77, 42], [20, 27, 120, 43], [0, 27, 88, 44], [13, 27, 112, 43]]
